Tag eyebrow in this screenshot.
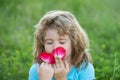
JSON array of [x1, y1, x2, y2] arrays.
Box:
[[44, 35, 69, 41], [44, 39, 53, 41], [44, 38, 68, 42], [58, 38, 68, 40]]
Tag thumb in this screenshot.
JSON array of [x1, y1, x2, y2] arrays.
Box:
[[36, 63, 40, 73], [64, 61, 69, 72]]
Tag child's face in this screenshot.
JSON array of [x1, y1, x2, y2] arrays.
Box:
[[44, 29, 72, 61]]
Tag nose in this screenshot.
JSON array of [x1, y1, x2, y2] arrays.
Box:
[[53, 42, 60, 49]]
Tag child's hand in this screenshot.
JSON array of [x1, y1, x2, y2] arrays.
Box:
[[53, 57, 69, 80], [37, 62, 54, 80]]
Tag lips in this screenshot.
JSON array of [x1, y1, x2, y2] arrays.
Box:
[[39, 47, 66, 64]]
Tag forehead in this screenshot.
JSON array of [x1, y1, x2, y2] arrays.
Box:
[[44, 29, 69, 39]]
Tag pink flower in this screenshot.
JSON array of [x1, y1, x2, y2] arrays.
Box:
[[52, 47, 66, 60], [39, 47, 66, 64], [39, 52, 55, 64]]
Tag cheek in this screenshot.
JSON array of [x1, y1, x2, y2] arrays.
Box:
[[44, 45, 52, 53], [66, 47, 72, 56], [64, 43, 72, 57]]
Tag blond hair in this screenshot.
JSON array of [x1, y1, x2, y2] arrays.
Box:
[[33, 10, 92, 68]]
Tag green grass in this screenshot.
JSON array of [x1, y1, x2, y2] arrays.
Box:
[[0, 0, 120, 80]]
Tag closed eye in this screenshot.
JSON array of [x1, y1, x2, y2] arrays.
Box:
[[60, 42, 65, 44], [47, 42, 53, 44], [45, 40, 53, 45], [59, 40, 66, 44]]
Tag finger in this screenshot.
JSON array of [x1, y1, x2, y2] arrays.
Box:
[[48, 64, 52, 68], [64, 61, 69, 70], [58, 58, 64, 67], [55, 57, 60, 63], [54, 57, 59, 68], [53, 65, 57, 71], [41, 62, 45, 66], [56, 57, 63, 63], [55, 62, 60, 68], [44, 62, 48, 66], [36, 63, 40, 72], [58, 57, 62, 63], [55, 57, 63, 68]]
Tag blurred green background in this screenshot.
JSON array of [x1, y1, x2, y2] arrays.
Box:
[[0, 0, 120, 80]]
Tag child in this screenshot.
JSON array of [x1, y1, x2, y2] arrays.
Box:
[[29, 10, 96, 80]]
